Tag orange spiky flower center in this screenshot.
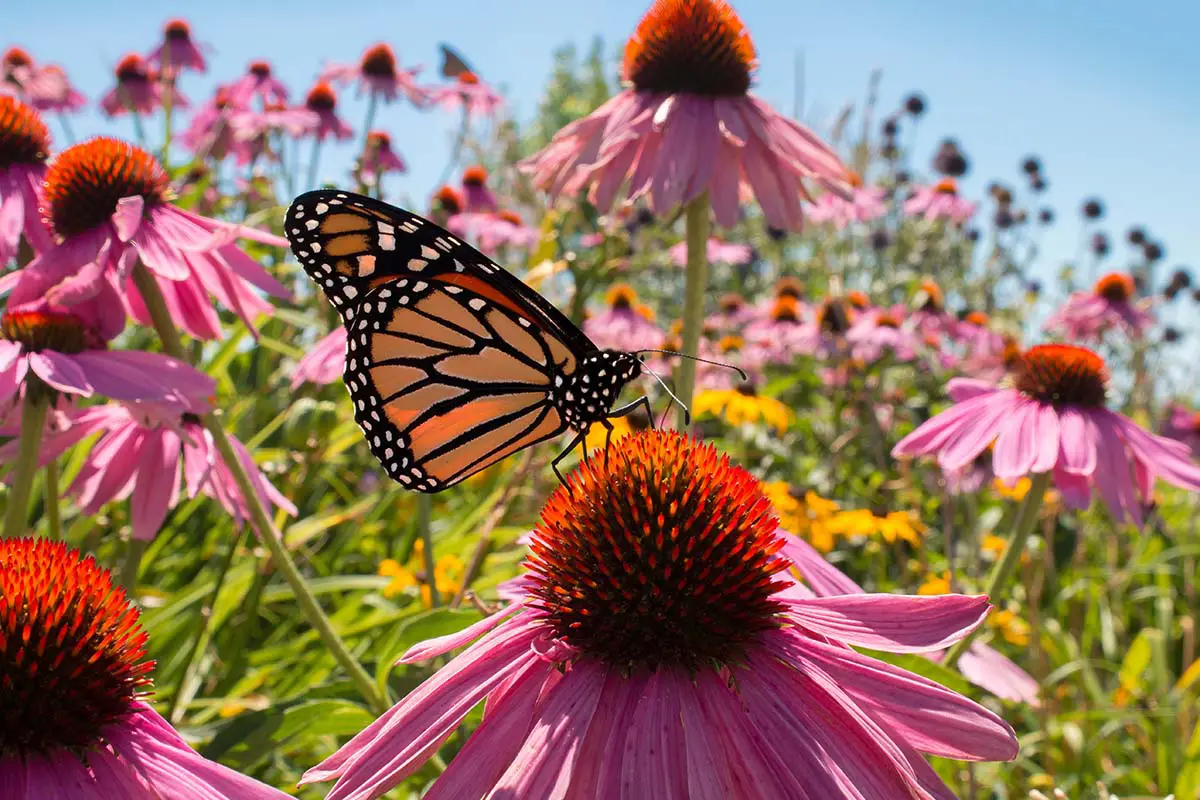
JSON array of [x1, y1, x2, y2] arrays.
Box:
[[1, 309, 96, 354], [305, 81, 338, 111], [360, 43, 398, 79], [934, 177, 958, 195], [606, 283, 637, 310], [965, 310, 990, 326], [622, 0, 757, 97], [1015, 344, 1107, 408], [525, 431, 788, 671], [0, 95, 50, 169], [43, 137, 170, 240], [164, 19, 192, 40], [719, 334, 744, 353], [115, 53, 151, 83], [847, 290, 870, 310], [3, 47, 33, 69], [918, 280, 944, 312], [365, 129, 391, 149], [876, 312, 901, 329], [433, 185, 463, 215], [818, 298, 852, 335], [771, 296, 801, 323], [0, 538, 153, 758], [461, 165, 488, 187], [1094, 272, 1135, 304]]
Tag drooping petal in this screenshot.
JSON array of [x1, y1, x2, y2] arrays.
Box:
[[1057, 407, 1098, 475], [779, 533, 865, 596], [400, 603, 522, 663], [129, 428, 182, 541], [618, 668, 690, 799], [27, 351, 94, 397], [785, 594, 991, 653]]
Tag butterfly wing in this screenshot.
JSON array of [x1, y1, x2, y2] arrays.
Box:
[[439, 43, 474, 79], [285, 190, 593, 492]]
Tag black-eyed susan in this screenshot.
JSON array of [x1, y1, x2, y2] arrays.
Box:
[[694, 383, 791, 432]]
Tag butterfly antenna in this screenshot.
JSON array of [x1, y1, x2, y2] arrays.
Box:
[[635, 350, 749, 382], [638, 359, 691, 427]]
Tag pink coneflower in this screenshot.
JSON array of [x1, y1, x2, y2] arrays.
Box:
[[520, 0, 849, 230], [2, 49, 86, 113], [474, 210, 540, 252], [794, 295, 856, 358], [904, 177, 977, 224], [0, 96, 54, 262], [0, 401, 295, 537], [894, 344, 1200, 526], [459, 165, 497, 212], [292, 327, 346, 389], [426, 71, 503, 118], [228, 60, 289, 107], [667, 236, 753, 267], [909, 279, 957, 337], [781, 533, 1040, 706], [1044, 272, 1154, 341], [582, 284, 666, 352], [1161, 405, 1200, 458], [359, 130, 407, 179], [847, 307, 918, 363], [146, 19, 208, 75], [743, 295, 810, 364], [706, 291, 757, 331], [1, 47, 35, 94], [304, 431, 1017, 799], [11, 137, 290, 340], [179, 85, 240, 160], [0, 538, 292, 798], [0, 305, 214, 412], [301, 81, 353, 142], [427, 184, 463, 227], [807, 172, 887, 229], [99, 54, 188, 118], [321, 43, 427, 106], [960, 332, 1022, 383], [230, 100, 317, 147]]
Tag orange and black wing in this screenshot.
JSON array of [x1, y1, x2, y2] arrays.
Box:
[[284, 190, 591, 492], [439, 43, 475, 79]]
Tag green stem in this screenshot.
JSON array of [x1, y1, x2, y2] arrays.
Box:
[[120, 538, 147, 591], [169, 526, 248, 723], [674, 193, 710, 430], [306, 137, 323, 190], [360, 94, 379, 154], [161, 73, 175, 167], [2, 393, 48, 539], [943, 471, 1051, 667], [130, 263, 389, 715], [44, 459, 62, 539], [418, 494, 439, 607], [436, 104, 470, 188]]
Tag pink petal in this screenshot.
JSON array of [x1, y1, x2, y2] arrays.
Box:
[[1090, 412, 1142, 526], [891, 393, 995, 460], [676, 675, 740, 800], [1029, 403, 1061, 474], [955, 643, 1041, 706], [130, 429, 182, 541], [991, 399, 1039, 479], [619, 668, 690, 799], [1116, 413, 1200, 492], [936, 392, 1019, 471], [27, 351, 94, 397], [113, 195, 145, 242], [1057, 407, 1098, 475], [400, 602, 521, 663], [786, 594, 991, 653], [779, 533, 865, 597]]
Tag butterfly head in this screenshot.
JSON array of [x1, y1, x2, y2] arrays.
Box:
[[558, 350, 642, 431]]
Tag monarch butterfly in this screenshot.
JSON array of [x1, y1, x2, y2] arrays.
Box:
[[438, 43, 475, 80], [284, 189, 654, 493]]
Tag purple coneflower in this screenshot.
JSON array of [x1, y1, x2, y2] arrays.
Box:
[[99, 54, 188, 118], [706, 292, 757, 331], [1044, 272, 1154, 341], [146, 19, 208, 75], [10, 136, 290, 339], [304, 431, 1017, 798], [743, 295, 810, 365], [781, 534, 1040, 706], [0, 96, 53, 263], [302, 80, 354, 142], [904, 177, 976, 224], [893, 344, 1200, 526], [179, 85, 240, 161], [2, 48, 86, 113], [475, 210, 540, 252], [0, 538, 291, 798], [360, 130, 408, 180], [0, 305, 213, 410], [582, 284, 666, 353], [426, 71, 503, 118], [667, 236, 753, 267], [228, 60, 289, 107], [1162, 405, 1200, 457], [321, 43, 427, 106], [793, 295, 856, 359], [292, 327, 347, 389], [846, 307, 918, 363], [0, 401, 295, 539], [459, 165, 497, 212], [807, 172, 887, 229], [520, 0, 849, 230]]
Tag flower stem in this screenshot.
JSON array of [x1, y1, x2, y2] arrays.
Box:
[[130, 263, 390, 715], [436, 104, 470, 188], [943, 470, 1051, 667], [2, 393, 47, 539], [417, 494, 438, 607], [674, 193, 710, 430], [306, 137, 323, 190], [44, 459, 62, 540]]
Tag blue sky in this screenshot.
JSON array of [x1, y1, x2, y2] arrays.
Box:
[[7, 0, 1199, 293]]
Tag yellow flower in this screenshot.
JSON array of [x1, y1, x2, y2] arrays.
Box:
[[988, 608, 1030, 647], [583, 416, 633, 455], [918, 571, 951, 595], [378, 542, 466, 607], [761, 482, 842, 551], [826, 509, 925, 546], [993, 477, 1032, 501], [981, 534, 1008, 558], [695, 388, 792, 433]]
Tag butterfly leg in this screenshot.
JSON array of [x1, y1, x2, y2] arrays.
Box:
[[609, 396, 654, 428], [551, 431, 586, 492]]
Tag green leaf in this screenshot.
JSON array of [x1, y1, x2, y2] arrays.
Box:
[[856, 649, 973, 696], [1118, 628, 1161, 697]]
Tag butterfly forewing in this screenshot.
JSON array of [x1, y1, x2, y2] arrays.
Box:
[[284, 190, 634, 493]]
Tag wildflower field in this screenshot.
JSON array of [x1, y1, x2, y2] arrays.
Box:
[[2, 2, 1199, 798]]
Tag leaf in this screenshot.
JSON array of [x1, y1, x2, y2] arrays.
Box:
[[1117, 628, 1161, 697], [1177, 658, 1200, 695], [856, 649, 973, 696], [201, 699, 375, 767], [1177, 715, 1200, 800], [375, 607, 484, 694]]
